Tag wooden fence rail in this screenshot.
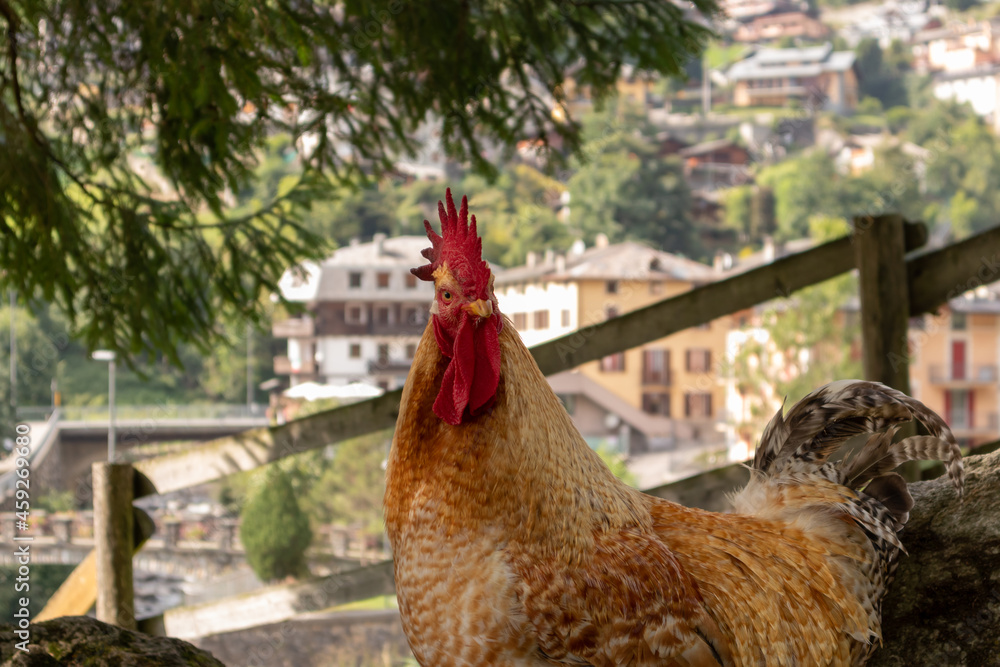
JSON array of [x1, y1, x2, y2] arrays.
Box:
[[134, 219, 937, 494], [39, 218, 1000, 630]]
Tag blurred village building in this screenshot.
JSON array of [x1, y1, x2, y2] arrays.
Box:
[[724, 43, 859, 112], [732, 11, 831, 44], [494, 238, 730, 463], [913, 17, 1000, 133], [271, 234, 433, 391], [909, 286, 1000, 451]]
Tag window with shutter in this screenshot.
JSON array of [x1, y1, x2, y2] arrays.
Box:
[[642, 392, 670, 416], [684, 392, 712, 418], [685, 349, 711, 373], [643, 349, 671, 385], [600, 353, 626, 372]]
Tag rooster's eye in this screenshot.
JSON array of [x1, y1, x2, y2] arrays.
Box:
[[442, 291, 453, 302]]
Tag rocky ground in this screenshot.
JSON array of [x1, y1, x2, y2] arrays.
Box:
[[0, 616, 224, 666]]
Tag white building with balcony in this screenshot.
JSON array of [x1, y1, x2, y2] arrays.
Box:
[[273, 234, 434, 390]]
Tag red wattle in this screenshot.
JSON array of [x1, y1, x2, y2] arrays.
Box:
[[468, 318, 501, 414], [431, 313, 501, 425]]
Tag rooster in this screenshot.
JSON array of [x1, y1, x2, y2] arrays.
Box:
[[384, 190, 964, 667]]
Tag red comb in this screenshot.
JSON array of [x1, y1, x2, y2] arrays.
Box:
[[412, 189, 491, 297]]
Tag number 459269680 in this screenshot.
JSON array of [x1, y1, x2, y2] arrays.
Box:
[[14, 423, 31, 524]]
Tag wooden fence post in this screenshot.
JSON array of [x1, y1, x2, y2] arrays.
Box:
[[92, 462, 136, 630], [853, 213, 920, 481], [853, 213, 912, 392]]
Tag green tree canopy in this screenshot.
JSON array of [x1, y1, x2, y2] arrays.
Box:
[[723, 185, 754, 240], [239, 466, 313, 582], [615, 143, 697, 256], [1, 0, 716, 363], [924, 116, 1000, 237], [567, 105, 701, 257], [855, 38, 910, 109], [461, 164, 573, 267], [945, 0, 979, 11], [302, 432, 389, 537], [749, 142, 928, 243], [756, 150, 844, 239], [0, 304, 66, 410]]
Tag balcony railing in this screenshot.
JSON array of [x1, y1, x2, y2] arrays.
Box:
[[274, 355, 316, 375], [746, 85, 809, 97], [949, 411, 1000, 435], [368, 359, 413, 374], [642, 370, 673, 386], [272, 317, 315, 338], [929, 364, 999, 384]]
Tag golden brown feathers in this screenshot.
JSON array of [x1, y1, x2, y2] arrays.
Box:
[[386, 322, 964, 666]]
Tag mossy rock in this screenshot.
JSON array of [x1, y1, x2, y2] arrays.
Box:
[[0, 616, 225, 666], [871, 449, 1000, 666]]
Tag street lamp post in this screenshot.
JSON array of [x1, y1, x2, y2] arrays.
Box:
[[92, 350, 116, 461], [246, 320, 253, 415], [9, 290, 16, 415]]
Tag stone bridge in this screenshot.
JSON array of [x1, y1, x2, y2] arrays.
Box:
[[0, 406, 270, 507]]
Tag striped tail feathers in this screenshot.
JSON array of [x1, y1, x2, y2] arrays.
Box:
[[753, 380, 965, 500], [753, 400, 790, 472], [742, 380, 963, 661], [843, 432, 964, 498], [754, 380, 912, 473]]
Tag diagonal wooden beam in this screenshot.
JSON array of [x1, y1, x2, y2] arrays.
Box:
[[137, 223, 933, 494], [907, 224, 1000, 316]]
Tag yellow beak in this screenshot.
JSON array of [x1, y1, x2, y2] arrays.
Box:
[[462, 299, 494, 319]]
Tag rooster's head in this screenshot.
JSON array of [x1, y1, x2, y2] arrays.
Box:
[[412, 189, 503, 425]]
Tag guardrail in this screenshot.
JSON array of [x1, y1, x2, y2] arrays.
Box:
[[271, 316, 315, 338], [273, 355, 315, 375], [14, 406, 55, 422], [17, 404, 267, 423]]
